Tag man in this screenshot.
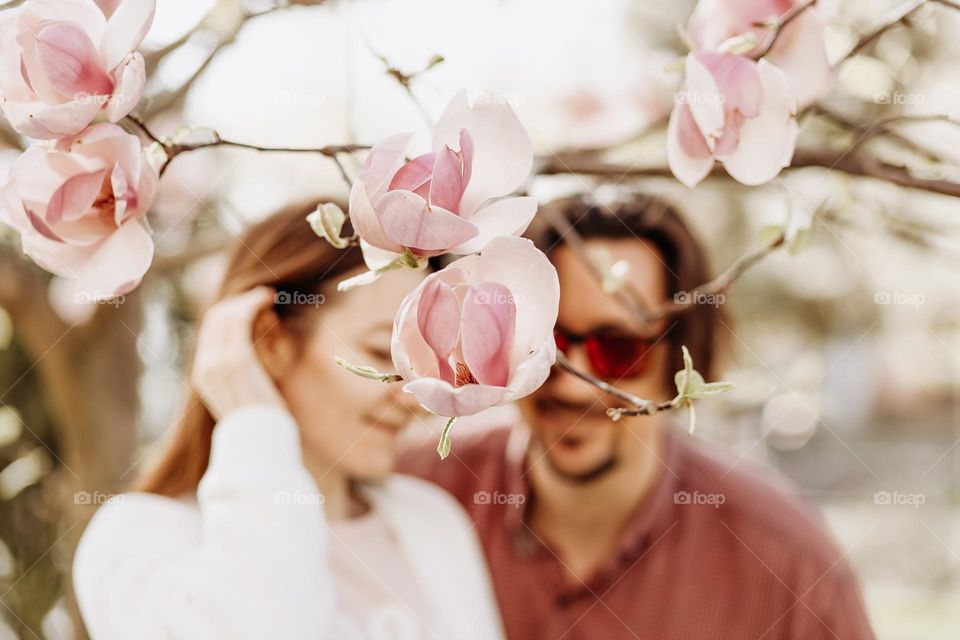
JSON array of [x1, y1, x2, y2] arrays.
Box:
[[397, 193, 875, 639]]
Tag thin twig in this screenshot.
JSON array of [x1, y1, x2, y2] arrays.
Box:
[[811, 106, 950, 164], [541, 206, 654, 324], [555, 352, 667, 413], [754, 0, 819, 59], [535, 147, 960, 200], [837, 0, 929, 65], [643, 230, 787, 321], [365, 41, 443, 129]]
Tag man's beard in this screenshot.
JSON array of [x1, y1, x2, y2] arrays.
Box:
[[547, 452, 619, 484], [537, 416, 623, 484]]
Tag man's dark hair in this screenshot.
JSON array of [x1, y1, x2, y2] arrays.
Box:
[[531, 192, 725, 392]]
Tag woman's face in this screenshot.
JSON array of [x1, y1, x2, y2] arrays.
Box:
[[276, 266, 428, 482]]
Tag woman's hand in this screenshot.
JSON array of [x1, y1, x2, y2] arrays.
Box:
[[190, 286, 287, 421]]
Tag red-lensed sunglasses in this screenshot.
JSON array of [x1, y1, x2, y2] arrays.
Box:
[[553, 327, 659, 380]]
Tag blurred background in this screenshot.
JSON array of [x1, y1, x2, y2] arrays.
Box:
[[0, 0, 958, 637]]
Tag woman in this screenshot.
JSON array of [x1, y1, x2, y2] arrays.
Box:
[[72, 203, 506, 640]]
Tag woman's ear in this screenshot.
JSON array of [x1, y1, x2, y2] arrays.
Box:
[[252, 306, 298, 380]]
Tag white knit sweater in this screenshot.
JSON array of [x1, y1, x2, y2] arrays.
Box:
[[73, 404, 505, 640]]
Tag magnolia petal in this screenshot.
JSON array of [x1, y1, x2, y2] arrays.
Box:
[[100, 0, 155, 70], [684, 53, 725, 144], [767, 10, 831, 107], [428, 145, 464, 213], [35, 23, 114, 98], [72, 123, 145, 184], [348, 180, 403, 254], [720, 59, 798, 186], [0, 15, 24, 99], [105, 51, 145, 121], [402, 377, 508, 418], [21, 0, 107, 42], [25, 208, 65, 242], [375, 190, 477, 252], [503, 340, 557, 401], [7, 145, 92, 214], [67, 218, 154, 298], [357, 132, 413, 201], [461, 281, 516, 387], [417, 279, 461, 385], [450, 196, 537, 255], [667, 103, 715, 188], [0, 97, 102, 139], [393, 277, 452, 381], [388, 152, 435, 193], [459, 129, 474, 189], [696, 52, 763, 118], [20, 229, 93, 278], [474, 236, 559, 369], [46, 169, 105, 224], [94, 0, 122, 18], [432, 90, 533, 217]]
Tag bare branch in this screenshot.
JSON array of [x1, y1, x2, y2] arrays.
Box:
[[555, 352, 671, 414], [535, 147, 960, 200], [837, 0, 929, 66], [644, 229, 787, 321], [366, 43, 444, 128], [754, 0, 819, 59]]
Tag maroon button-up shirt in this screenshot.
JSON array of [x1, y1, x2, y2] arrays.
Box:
[[397, 424, 874, 640]]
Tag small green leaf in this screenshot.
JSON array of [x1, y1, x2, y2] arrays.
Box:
[[719, 32, 762, 56], [334, 356, 403, 382], [674, 345, 701, 397], [686, 400, 697, 435], [788, 227, 815, 256], [694, 381, 736, 397], [337, 248, 426, 291], [437, 417, 457, 460], [307, 203, 349, 249], [758, 224, 786, 249]]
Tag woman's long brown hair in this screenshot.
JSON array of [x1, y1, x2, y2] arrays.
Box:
[[134, 201, 366, 497]]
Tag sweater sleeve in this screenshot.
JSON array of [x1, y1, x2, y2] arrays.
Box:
[[73, 404, 334, 640]]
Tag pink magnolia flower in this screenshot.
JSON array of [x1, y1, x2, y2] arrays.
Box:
[[350, 91, 537, 269], [687, 0, 832, 107], [0, 0, 155, 139], [667, 52, 798, 187], [0, 123, 159, 299], [391, 236, 559, 418]]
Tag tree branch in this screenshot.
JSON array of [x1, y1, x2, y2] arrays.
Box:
[[535, 147, 960, 199], [754, 0, 819, 59], [836, 0, 929, 65]]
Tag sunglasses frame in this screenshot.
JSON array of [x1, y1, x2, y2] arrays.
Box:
[[553, 325, 667, 380]]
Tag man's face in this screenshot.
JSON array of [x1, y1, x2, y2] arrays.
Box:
[[519, 238, 674, 481]]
